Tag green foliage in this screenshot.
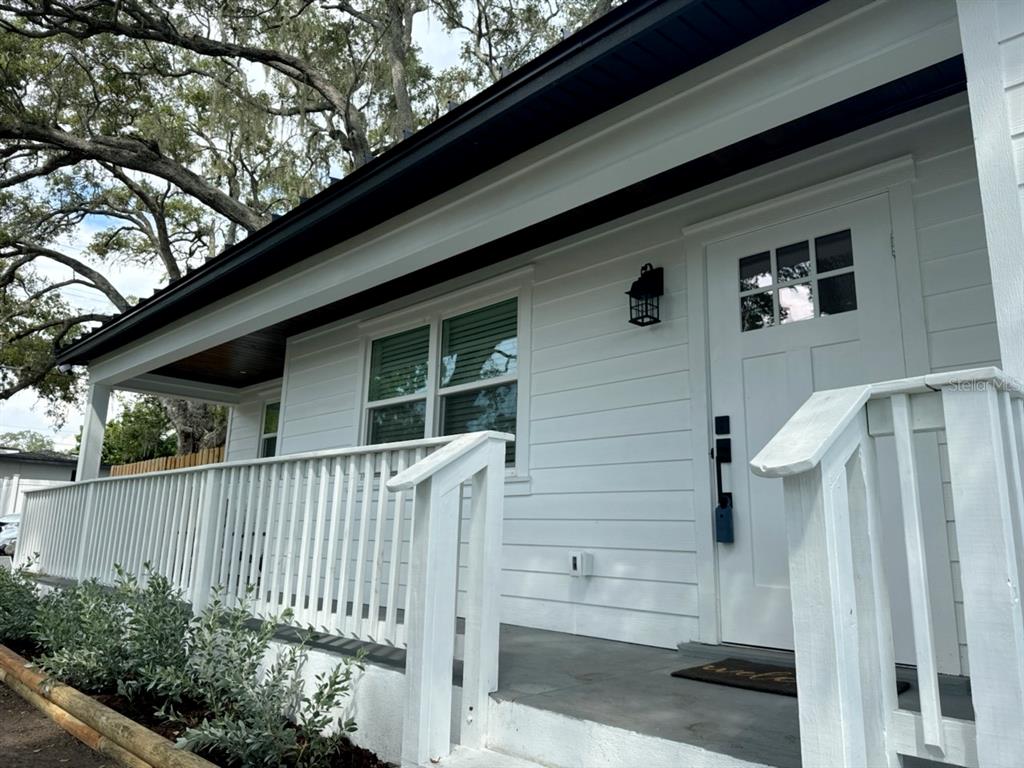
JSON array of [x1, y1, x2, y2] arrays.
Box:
[[0, 430, 55, 452], [84, 395, 177, 465], [174, 590, 364, 767], [21, 570, 364, 768], [34, 578, 129, 692], [0, 559, 41, 650]]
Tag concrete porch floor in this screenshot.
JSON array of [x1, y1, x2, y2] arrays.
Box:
[[493, 625, 975, 768]]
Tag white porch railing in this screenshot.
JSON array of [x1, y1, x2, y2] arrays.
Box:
[[15, 431, 512, 768], [753, 366, 1024, 768]]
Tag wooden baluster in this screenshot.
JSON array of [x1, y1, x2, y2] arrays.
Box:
[[191, 469, 224, 612], [293, 460, 319, 623], [336, 455, 359, 635], [351, 453, 376, 638], [171, 474, 195, 589], [255, 462, 279, 607], [384, 450, 408, 645], [236, 464, 260, 601], [368, 451, 392, 641], [282, 460, 305, 613], [318, 456, 346, 628], [305, 458, 332, 627], [943, 384, 1024, 766], [400, 447, 427, 647], [246, 464, 270, 605], [269, 461, 293, 611], [891, 394, 945, 753]]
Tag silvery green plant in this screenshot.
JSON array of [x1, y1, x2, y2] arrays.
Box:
[[0, 558, 41, 650]]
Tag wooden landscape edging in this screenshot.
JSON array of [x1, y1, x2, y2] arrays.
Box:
[[0, 645, 216, 768]]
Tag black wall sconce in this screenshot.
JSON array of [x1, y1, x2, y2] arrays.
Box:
[[626, 263, 663, 326]]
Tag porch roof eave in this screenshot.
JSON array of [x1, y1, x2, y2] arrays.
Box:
[[75, 2, 966, 390]]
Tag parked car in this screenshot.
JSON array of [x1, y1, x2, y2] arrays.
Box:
[[0, 514, 20, 556]]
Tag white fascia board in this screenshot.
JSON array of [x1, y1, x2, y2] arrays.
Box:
[[116, 373, 243, 405], [90, 0, 961, 386]]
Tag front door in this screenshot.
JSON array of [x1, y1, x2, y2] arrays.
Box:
[[707, 193, 957, 666]]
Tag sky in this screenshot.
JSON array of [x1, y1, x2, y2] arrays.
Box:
[[0, 14, 467, 453]]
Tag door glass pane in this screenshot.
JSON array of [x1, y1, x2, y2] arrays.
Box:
[[739, 252, 772, 291], [442, 383, 517, 464], [262, 402, 280, 436], [441, 299, 518, 388], [260, 436, 277, 458], [368, 400, 426, 444], [741, 291, 774, 331], [818, 272, 858, 315], [779, 283, 814, 324], [368, 326, 430, 401], [815, 230, 853, 273], [776, 241, 810, 282]]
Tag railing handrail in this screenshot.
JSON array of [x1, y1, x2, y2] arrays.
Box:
[[20, 434, 471, 494], [751, 366, 1022, 479], [388, 431, 514, 491]]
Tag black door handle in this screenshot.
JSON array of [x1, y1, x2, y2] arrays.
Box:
[[713, 416, 734, 543]]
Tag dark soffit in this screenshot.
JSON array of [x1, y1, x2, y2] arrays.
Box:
[[152, 57, 967, 388]]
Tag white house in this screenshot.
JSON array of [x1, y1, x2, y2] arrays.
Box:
[[16, 1, 1024, 766], [0, 450, 77, 516]]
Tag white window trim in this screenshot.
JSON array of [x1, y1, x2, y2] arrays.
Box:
[[356, 274, 532, 483]]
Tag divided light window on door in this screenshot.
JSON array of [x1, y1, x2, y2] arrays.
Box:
[[738, 229, 858, 331]]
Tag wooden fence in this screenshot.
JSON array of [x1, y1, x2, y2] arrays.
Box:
[[109, 446, 224, 477]]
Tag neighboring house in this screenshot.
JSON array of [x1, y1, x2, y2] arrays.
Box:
[[0, 449, 77, 516], [15, 2, 1024, 767]]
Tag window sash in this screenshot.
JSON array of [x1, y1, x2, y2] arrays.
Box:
[[363, 297, 520, 464]]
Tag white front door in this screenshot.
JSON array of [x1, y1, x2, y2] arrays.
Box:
[[707, 193, 958, 667]]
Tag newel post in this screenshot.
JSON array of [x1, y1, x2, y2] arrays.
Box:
[[942, 383, 1024, 765], [401, 471, 462, 768], [189, 468, 223, 613], [460, 437, 508, 749], [782, 415, 895, 768]]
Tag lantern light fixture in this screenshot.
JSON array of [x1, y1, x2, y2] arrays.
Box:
[[626, 263, 663, 326]]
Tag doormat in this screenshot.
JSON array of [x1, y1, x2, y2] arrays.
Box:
[[671, 657, 911, 697]]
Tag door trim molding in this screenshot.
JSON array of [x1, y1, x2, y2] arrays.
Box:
[[683, 155, 921, 646]]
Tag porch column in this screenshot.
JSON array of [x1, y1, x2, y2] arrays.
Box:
[[957, 0, 1024, 378], [76, 377, 110, 481]]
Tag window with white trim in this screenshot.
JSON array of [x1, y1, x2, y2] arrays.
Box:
[[364, 298, 518, 464], [260, 401, 280, 457]]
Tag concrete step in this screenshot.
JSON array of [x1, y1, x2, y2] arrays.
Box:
[[438, 746, 549, 768]]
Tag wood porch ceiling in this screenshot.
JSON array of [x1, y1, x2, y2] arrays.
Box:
[[153, 56, 967, 389]]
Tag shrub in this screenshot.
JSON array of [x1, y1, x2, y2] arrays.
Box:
[[20, 568, 366, 768], [175, 590, 364, 768], [34, 578, 128, 692], [0, 560, 41, 652], [116, 567, 192, 702]]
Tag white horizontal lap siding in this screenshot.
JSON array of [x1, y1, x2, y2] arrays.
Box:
[[914, 133, 1001, 370], [225, 398, 264, 462], [509, 227, 696, 649], [279, 335, 362, 454], [998, 4, 1024, 230], [271, 96, 997, 651]]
